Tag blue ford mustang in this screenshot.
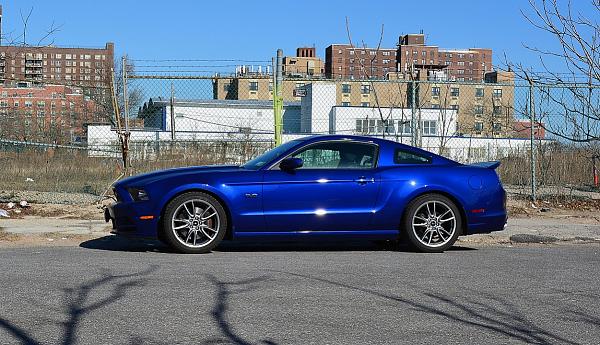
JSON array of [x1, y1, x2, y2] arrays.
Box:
[[106, 135, 507, 253]]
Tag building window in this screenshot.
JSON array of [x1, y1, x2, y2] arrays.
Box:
[[382, 51, 390, 56], [342, 102, 350, 107], [450, 88, 459, 97], [450, 104, 459, 113], [399, 120, 412, 134], [493, 123, 502, 132], [474, 105, 484, 115], [249, 81, 259, 91], [432, 87, 440, 96], [474, 122, 484, 132], [341, 84, 351, 93], [475, 88, 484, 97], [361, 102, 370, 107], [356, 119, 376, 134], [493, 89, 502, 98], [423, 120, 437, 135], [493, 105, 503, 115], [349, 50, 355, 55], [360, 85, 370, 94], [376, 120, 395, 134]]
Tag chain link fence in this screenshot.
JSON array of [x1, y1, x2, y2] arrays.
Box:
[[1, 68, 599, 202]]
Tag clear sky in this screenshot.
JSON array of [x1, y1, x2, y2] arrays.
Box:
[[0, 0, 588, 75]]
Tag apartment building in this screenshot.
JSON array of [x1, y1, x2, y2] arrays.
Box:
[[325, 44, 397, 80], [0, 43, 114, 89], [0, 84, 100, 143], [212, 70, 515, 138], [396, 34, 492, 82], [325, 33, 492, 82]]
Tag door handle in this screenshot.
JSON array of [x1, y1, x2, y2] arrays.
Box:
[[355, 176, 374, 185]]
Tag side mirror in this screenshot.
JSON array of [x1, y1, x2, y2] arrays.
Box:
[[279, 157, 303, 172]]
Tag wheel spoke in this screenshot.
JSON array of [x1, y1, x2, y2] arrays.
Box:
[[438, 209, 451, 219], [439, 227, 452, 236], [200, 228, 213, 239], [173, 218, 188, 223], [202, 211, 217, 220], [173, 224, 189, 230], [193, 231, 198, 246], [440, 216, 455, 223], [413, 222, 428, 227], [437, 228, 447, 241], [183, 203, 193, 217]]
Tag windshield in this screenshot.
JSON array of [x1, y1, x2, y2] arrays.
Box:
[[241, 140, 302, 170]]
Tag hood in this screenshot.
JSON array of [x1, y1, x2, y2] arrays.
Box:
[[115, 165, 242, 187]]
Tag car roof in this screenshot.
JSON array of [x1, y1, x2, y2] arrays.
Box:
[[296, 134, 457, 166]]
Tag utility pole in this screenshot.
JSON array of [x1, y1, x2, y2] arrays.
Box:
[[273, 49, 283, 146], [122, 56, 129, 134]]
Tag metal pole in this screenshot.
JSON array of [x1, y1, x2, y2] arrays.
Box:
[[170, 82, 176, 140], [529, 79, 537, 202], [122, 56, 129, 133], [410, 79, 417, 147], [274, 49, 283, 146]]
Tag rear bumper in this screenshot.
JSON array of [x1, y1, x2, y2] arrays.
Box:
[[104, 202, 159, 238], [465, 211, 508, 235]]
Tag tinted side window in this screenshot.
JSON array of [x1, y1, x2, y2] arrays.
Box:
[[394, 149, 431, 164], [291, 142, 377, 169]]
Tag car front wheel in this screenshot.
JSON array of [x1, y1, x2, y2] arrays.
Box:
[[162, 192, 227, 254], [402, 194, 462, 253]]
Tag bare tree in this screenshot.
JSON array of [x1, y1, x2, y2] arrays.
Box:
[[510, 0, 600, 143]]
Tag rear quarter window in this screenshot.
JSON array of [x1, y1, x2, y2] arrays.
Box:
[[394, 149, 431, 164]]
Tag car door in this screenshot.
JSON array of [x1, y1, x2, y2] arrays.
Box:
[[262, 140, 380, 232]]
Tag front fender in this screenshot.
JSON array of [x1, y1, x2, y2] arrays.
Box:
[[152, 183, 233, 217]]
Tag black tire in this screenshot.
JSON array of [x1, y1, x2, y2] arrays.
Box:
[[161, 191, 227, 254], [401, 194, 462, 253]]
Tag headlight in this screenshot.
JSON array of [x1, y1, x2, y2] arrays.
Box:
[[128, 187, 149, 201]]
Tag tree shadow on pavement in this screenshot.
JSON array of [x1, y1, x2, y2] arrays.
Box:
[[0, 265, 158, 345], [199, 274, 279, 345], [269, 270, 588, 345]]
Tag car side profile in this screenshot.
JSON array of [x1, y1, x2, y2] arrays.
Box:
[[105, 135, 507, 253]]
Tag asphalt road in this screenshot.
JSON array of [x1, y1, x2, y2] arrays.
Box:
[[1, 238, 599, 345]]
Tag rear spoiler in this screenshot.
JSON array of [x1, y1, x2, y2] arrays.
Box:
[[468, 161, 501, 170]]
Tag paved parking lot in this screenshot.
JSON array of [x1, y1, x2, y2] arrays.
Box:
[[1, 239, 599, 344]]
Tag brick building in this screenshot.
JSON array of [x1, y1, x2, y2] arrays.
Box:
[[325, 33, 492, 82], [0, 84, 100, 143], [325, 44, 397, 80], [0, 43, 114, 89]]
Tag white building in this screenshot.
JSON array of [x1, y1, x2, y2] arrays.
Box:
[[87, 83, 544, 162]]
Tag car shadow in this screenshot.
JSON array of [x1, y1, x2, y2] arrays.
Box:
[[80, 235, 477, 253]]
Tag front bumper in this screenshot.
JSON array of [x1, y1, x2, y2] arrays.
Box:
[[104, 201, 159, 238]]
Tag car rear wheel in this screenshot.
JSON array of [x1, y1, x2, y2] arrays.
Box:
[[402, 194, 462, 253], [162, 192, 227, 254]]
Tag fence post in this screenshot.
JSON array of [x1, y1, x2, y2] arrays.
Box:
[[528, 79, 537, 202], [170, 82, 176, 140], [273, 49, 283, 146], [410, 80, 417, 147]]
